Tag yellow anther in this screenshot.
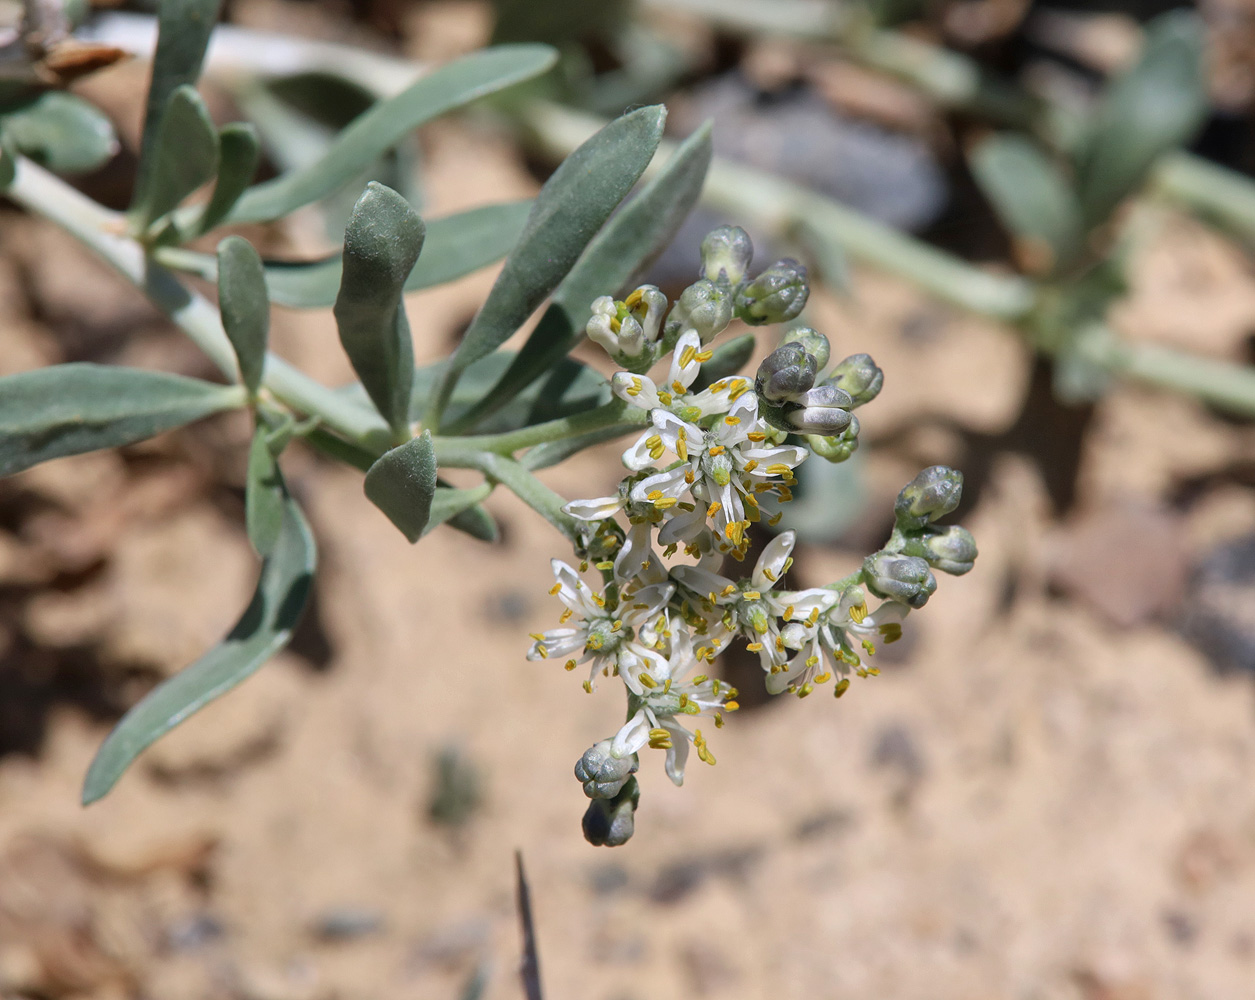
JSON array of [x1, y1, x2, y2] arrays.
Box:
[[580, 560, 589, 571], [548, 582, 562, 596], [560, 609, 573, 624], [685, 470, 695, 484], [655, 497, 678, 510], [707, 501, 722, 518], [743, 590, 761, 600], [834, 679, 850, 698], [728, 380, 750, 399], [672, 380, 686, 395], [816, 672, 831, 684], [626, 377, 643, 397], [663, 677, 673, 693], [595, 560, 614, 571], [714, 713, 724, 728], [867, 666, 881, 676], [724, 700, 740, 711], [658, 391, 673, 406], [766, 463, 793, 477], [611, 619, 623, 631], [724, 414, 741, 426], [768, 512, 783, 526], [592, 593, 605, 607], [696, 349, 713, 362], [880, 623, 903, 643], [679, 345, 697, 368], [586, 635, 603, 651], [806, 655, 819, 669], [720, 584, 737, 597], [862, 639, 876, 655], [676, 436, 688, 461], [849, 603, 869, 624], [746, 642, 763, 652], [639, 672, 657, 688], [743, 459, 759, 473], [807, 607, 820, 627], [747, 431, 766, 442], [624, 288, 644, 308], [709, 445, 726, 457], [693, 674, 708, 684], [647, 488, 664, 501]]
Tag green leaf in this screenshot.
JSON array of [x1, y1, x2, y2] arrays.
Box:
[[0, 92, 118, 174], [364, 431, 437, 542], [82, 487, 315, 804], [1076, 10, 1208, 226], [245, 427, 284, 555], [431, 104, 668, 427], [429, 483, 498, 541], [192, 123, 262, 236], [131, 0, 223, 214], [258, 201, 531, 308], [225, 46, 556, 224], [691, 333, 756, 392], [133, 85, 220, 231], [217, 236, 270, 394], [970, 133, 1084, 272], [334, 182, 425, 434], [0, 364, 242, 477], [0, 131, 15, 189], [457, 117, 708, 429]]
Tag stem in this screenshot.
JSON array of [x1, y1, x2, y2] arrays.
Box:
[[439, 400, 648, 457], [433, 441, 579, 540]]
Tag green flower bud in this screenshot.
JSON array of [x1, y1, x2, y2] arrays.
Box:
[[669, 279, 734, 343], [863, 552, 937, 609], [826, 353, 883, 407], [575, 740, 638, 799], [911, 525, 977, 575], [807, 413, 860, 462], [700, 226, 753, 286], [582, 776, 639, 847], [756, 343, 817, 402], [786, 386, 853, 435], [781, 326, 830, 369], [894, 466, 964, 531], [735, 258, 809, 326]]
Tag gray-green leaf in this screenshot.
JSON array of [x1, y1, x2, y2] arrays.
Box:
[[0, 364, 242, 477], [133, 85, 220, 232], [225, 45, 556, 224], [245, 426, 284, 555], [334, 182, 425, 434], [217, 235, 270, 394], [260, 200, 530, 307], [131, 0, 223, 214], [970, 132, 1084, 272], [463, 119, 711, 427], [429, 482, 497, 541], [192, 123, 262, 236], [364, 430, 437, 542], [431, 104, 668, 427], [1, 92, 119, 174], [82, 487, 314, 804], [1076, 10, 1207, 226]]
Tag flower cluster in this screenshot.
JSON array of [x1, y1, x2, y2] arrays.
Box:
[[526, 228, 977, 845]]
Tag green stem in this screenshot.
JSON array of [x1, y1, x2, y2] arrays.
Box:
[[433, 441, 578, 540]]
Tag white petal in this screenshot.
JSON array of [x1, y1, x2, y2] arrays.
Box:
[[563, 496, 624, 521], [755, 531, 796, 588], [612, 709, 651, 757], [622, 431, 659, 472], [611, 371, 660, 410], [662, 721, 691, 786], [668, 329, 704, 390], [671, 564, 734, 602]]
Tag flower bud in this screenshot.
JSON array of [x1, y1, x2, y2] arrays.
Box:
[[785, 384, 854, 435], [624, 285, 668, 344], [894, 466, 964, 531], [669, 279, 733, 343], [575, 740, 638, 799], [863, 552, 937, 608], [700, 226, 753, 286], [825, 353, 883, 407], [807, 413, 860, 463], [780, 327, 830, 369], [585, 296, 619, 355], [756, 343, 816, 402], [582, 776, 639, 847], [913, 525, 977, 575], [734, 258, 809, 326]]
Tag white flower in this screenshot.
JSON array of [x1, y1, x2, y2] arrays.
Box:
[[527, 559, 673, 692], [611, 330, 749, 423], [608, 617, 738, 785], [766, 587, 909, 696], [671, 531, 834, 670]]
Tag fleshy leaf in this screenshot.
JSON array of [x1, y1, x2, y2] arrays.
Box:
[[333, 182, 425, 434], [1075, 10, 1207, 226], [245, 426, 284, 555], [458, 118, 709, 429], [225, 45, 556, 224], [133, 85, 220, 231], [970, 133, 1084, 273], [1, 92, 118, 174], [131, 0, 223, 215], [364, 431, 437, 542], [258, 201, 531, 307], [192, 123, 262, 236], [217, 235, 270, 394], [82, 488, 315, 804], [0, 364, 242, 477], [427, 105, 667, 427]]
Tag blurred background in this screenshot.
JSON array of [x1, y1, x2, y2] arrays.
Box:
[[3, 0, 1255, 998]]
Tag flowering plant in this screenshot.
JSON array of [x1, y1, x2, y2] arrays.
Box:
[[0, 0, 974, 844]]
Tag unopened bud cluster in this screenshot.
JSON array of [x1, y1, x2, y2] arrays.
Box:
[[535, 228, 976, 846]]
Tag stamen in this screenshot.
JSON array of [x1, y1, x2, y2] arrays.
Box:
[[548, 582, 562, 595]]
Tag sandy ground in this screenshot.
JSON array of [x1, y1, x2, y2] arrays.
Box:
[[4, 7, 1255, 1000]]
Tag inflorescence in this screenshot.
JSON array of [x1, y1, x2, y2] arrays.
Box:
[[528, 227, 978, 846]]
